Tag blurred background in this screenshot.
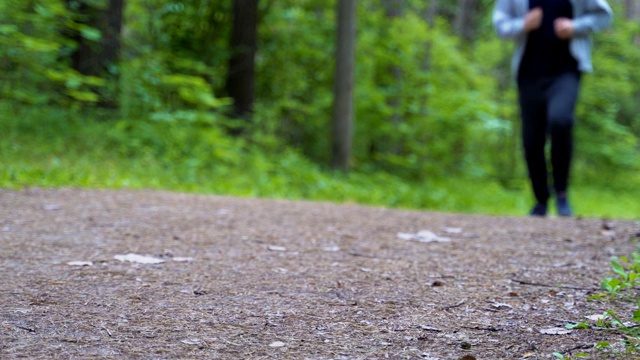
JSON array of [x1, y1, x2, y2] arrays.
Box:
[[1, 0, 638, 218]]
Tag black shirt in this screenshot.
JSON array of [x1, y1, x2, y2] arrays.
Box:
[[518, 0, 578, 79]]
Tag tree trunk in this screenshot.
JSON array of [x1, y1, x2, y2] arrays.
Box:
[[625, 0, 640, 19], [382, 0, 405, 155], [419, 0, 437, 118], [382, 0, 404, 18], [103, 0, 124, 71], [425, 0, 438, 28], [225, 0, 259, 128], [66, 0, 123, 75], [454, 0, 477, 43], [625, 0, 640, 44], [331, 0, 357, 171], [65, 0, 124, 107]]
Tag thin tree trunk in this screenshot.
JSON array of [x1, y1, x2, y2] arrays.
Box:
[[104, 0, 124, 71], [64, 0, 124, 108], [331, 0, 357, 171], [383, 0, 404, 18], [454, 0, 476, 42], [383, 0, 405, 155], [419, 0, 437, 117], [626, 0, 640, 44], [426, 0, 438, 28], [226, 0, 258, 128], [66, 0, 123, 76]]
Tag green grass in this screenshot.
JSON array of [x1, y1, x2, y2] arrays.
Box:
[[2, 104, 639, 219]]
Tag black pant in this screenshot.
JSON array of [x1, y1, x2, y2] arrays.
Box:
[[517, 71, 581, 205]]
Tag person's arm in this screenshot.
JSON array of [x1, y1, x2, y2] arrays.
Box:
[[571, 0, 613, 37], [493, 0, 542, 40]]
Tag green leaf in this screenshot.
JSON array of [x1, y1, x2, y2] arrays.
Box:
[[602, 277, 622, 293], [66, 89, 99, 102], [595, 341, 610, 350], [66, 22, 102, 41], [0, 24, 18, 35], [552, 353, 565, 359], [587, 293, 607, 301], [20, 36, 60, 52], [612, 261, 628, 280], [565, 322, 589, 329]]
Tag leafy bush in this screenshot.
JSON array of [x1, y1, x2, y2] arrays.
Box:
[[1, 0, 639, 217], [562, 239, 640, 357], [0, 0, 107, 104]]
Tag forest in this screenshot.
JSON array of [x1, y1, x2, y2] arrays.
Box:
[[1, 0, 639, 218]]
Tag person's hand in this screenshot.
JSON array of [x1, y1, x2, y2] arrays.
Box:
[[554, 18, 574, 39], [524, 7, 543, 32]]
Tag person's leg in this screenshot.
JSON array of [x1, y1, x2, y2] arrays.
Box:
[[518, 78, 550, 214], [546, 72, 581, 215]]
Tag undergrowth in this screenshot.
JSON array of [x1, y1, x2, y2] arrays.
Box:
[[1, 104, 640, 219], [556, 236, 640, 359]]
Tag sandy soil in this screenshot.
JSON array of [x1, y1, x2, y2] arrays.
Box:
[[1, 188, 639, 359]]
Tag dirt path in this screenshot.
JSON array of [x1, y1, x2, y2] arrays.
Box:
[[1, 188, 639, 359]]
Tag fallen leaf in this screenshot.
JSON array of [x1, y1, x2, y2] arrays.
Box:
[[181, 338, 203, 345], [67, 261, 93, 267], [114, 253, 165, 264], [397, 230, 450, 243], [268, 246, 287, 252], [322, 246, 340, 252], [397, 233, 414, 241], [269, 341, 286, 347], [490, 302, 512, 309], [418, 325, 442, 332], [539, 327, 572, 335], [443, 227, 463, 234], [42, 204, 61, 211]]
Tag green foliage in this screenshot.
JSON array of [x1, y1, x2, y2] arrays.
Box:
[[576, 15, 640, 178], [0, 0, 107, 105], [2, 103, 640, 219], [120, 52, 231, 122], [552, 352, 588, 359], [0, 0, 639, 218], [256, 0, 336, 161], [602, 251, 640, 302], [566, 244, 640, 357]]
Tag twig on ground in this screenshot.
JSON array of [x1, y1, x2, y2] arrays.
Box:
[[415, 325, 442, 332], [221, 337, 241, 346], [91, 323, 112, 337], [511, 279, 598, 291], [462, 326, 502, 332], [14, 325, 36, 333], [101, 326, 112, 337], [439, 300, 466, 311]]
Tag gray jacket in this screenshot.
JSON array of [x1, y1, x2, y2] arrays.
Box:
[[493, 0, 613, 75]]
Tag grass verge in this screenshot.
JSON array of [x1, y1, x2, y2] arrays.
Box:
[[1, 104, 639, 219]]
